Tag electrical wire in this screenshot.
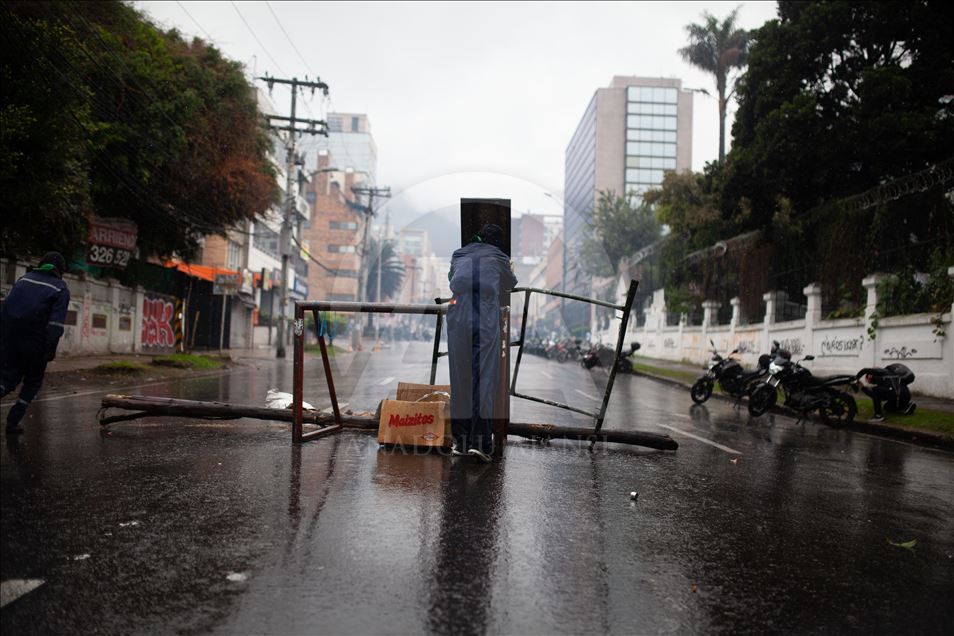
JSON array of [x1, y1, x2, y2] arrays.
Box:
[[174, 0, 215, 42], [229, 1, 286, 77]]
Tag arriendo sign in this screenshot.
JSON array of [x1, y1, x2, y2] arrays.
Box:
[[87, 215, 138, 269]]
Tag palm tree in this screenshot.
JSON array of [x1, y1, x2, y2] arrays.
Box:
[[365, 236, 405, 302], [364, 236, 405, 335], [679, 6, 751, 162]]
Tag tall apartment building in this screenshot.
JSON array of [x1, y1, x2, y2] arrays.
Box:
[[302, 151, 368, 302], [299, 112, 377, 184], [562, 76, 693, 333]]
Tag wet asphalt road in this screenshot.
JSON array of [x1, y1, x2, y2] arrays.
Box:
[[2, 342, 953, 634]]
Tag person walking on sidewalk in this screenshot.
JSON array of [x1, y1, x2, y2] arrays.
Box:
[[1, 252, 71, 434], [446, 224, 517, 462]]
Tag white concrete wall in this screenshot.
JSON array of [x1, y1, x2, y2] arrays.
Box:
[[595, 274, 954, 399]]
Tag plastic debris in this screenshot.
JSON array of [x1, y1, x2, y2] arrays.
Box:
[[226, 572, 248, 582], [73, 554, 91, 561], [265, 389, 314, 411], [119, 520, 140, 528], [629, 491, 639, 501], [887, 538, 917, 550]]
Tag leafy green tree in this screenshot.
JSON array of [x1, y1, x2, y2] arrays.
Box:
[[679, 6, 752, 162], [0, 4, 92, 257], [579, 190, 661, 278], [0, 1, 278, 262], [725, 0, 954, 228]]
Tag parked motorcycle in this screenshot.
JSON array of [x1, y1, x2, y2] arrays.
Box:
[[690, 339, 774, 405], [748, 352, 858, 425], [582, 341, 641, 373]]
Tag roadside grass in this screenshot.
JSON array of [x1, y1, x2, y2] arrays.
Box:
[[151, 353, 225, 370], [631, 360, 697, 385], [91, 361, 151, 374], [632, 358, 954, 437], [304, 344, 339, 357]]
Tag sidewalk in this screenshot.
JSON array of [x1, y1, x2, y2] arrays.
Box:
[[47, 349, 254, 374], [631, 354, 954, 449]]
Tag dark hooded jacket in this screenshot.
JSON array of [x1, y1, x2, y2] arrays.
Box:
[[446, 241, 517, 422]]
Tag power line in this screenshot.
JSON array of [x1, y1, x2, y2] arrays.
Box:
[[264, 1, 312, 74], [229, 0, 286, 76], [174, 0, 215, 42]]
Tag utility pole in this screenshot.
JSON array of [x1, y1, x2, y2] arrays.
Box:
[[258, 74, 329, 358], [352, 185, 391, 336]]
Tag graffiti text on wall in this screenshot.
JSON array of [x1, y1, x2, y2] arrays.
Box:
[[777, 337, 803, 356], [142, 297, 175, 349], [883, 346, 918, 359], [735, 340, 758, 354], [820, 334, 864, 357]]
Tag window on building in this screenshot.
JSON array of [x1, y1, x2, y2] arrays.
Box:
[[329, 293, 355, 301], [331, 269, 359, 278], [328, 245, 357, 253], [328, 116, 343, 132], [65, 310, 78, 326], [252, 223, 280, 258], [227, 240, 243, 270], [92, 314, 108, 329], [330, 221, 358, 230], [118, 316, 132, 331], [351, 116, 360, 132]]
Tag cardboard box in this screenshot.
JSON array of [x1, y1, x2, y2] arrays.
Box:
[[377, 383, 451, 448]]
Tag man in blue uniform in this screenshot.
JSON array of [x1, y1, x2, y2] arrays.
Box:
[[446, 224, 517, 462], [1, 252, 71, 434]]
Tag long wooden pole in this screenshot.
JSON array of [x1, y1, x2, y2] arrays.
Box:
[[98, 395, 678, 451]]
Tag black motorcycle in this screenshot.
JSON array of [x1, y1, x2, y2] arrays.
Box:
[[690, 339, 774, 405], [582, 341, 640, 373], [748, 352, 858, 425]]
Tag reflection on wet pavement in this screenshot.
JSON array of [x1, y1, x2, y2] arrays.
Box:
[[2, 343, 953, 633]]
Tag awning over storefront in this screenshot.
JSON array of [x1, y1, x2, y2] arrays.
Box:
[[164, 260, 239, 282]]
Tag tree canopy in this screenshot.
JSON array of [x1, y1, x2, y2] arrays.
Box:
[[579, 191, 661, 278], [724, 0, 954, 228], [0, 1, 278, 262]]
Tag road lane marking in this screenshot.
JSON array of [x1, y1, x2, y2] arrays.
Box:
[[541, 371, 554, 380], [1, 579, 44, 608], [574, 389, 598, 401], [657, 424, 742, 455], [376, 376, 395, 386]]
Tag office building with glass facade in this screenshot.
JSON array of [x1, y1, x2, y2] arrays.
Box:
[[562, 76, 692, 334]]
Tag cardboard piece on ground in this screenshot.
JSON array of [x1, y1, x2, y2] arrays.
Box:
[[378, 383, 451, 448]]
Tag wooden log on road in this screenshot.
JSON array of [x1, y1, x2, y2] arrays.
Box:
[[99, 395, 678, 451]]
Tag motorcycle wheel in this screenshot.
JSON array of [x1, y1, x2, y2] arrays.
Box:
[[690, 378, 713, 404], [748, 384, 777, 416], [820, 391, 857, 427]]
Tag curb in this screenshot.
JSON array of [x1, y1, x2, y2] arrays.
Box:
[[630, 370, 954, 452]]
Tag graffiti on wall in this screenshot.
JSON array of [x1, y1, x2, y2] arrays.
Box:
[[141, 296, 176, 350], [883, 346, 918, 360], [735, 339, 758, 354], [777, 337, 804, 356], [663, 337, 677, 350], [820, 334, 864, 357]]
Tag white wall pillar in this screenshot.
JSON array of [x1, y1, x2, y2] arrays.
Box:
[[862, 274, 887, 368], [133, 286, 145, 353], [762, 290, 777, 353], [702, 300, 720, 328], [729, 297, 741, 330]]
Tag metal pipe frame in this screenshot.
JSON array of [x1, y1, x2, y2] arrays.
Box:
[[293, 300, 449, 443], [506, 280, 639, 436], [292, 282, 638, 443]]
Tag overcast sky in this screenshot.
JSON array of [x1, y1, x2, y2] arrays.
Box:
[[137, 1, 778, 229]]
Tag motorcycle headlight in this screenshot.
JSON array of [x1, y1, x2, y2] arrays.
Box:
[[769, 361, 783, 375], [707, 360, 718, 370]]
